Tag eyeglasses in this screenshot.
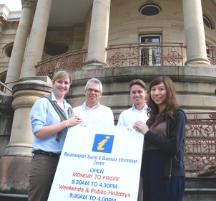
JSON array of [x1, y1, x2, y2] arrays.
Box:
[[86, 88, 101, 93]]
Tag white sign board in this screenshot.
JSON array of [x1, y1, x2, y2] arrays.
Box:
[[48, 125, 144, 201]]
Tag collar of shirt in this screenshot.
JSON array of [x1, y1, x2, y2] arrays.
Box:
[[132, 103, 148, 112], [83, 102, 100, 110], [50, 90, 70, 111]]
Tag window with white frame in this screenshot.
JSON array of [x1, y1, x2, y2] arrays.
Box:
[[206, 43, 216, 64], [140, 35, 161, 66]]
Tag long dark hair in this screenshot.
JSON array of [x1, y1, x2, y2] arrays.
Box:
[[147, 76, 178, 127]]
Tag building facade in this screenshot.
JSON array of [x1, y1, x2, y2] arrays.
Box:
[[0, 0, 216, 200], [0, 4, 20, 81]]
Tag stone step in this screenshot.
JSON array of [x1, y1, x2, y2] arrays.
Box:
[[0, 193, 27, 201], [1, 177, 216, 201], [184, 176, 216, 201]]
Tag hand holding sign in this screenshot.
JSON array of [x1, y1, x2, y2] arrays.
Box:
[[48, 125, 143, 201]]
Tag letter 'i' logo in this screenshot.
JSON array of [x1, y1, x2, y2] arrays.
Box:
[[92, 134, 114, 153]]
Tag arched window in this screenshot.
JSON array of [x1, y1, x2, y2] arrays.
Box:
[[139, 2, 161, 16], [3, 43, 13, 57], [203, 15, 215, 30]]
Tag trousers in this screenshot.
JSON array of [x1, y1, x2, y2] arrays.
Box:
[[28, 153, 59, 201]]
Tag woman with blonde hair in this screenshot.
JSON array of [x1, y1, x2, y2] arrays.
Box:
[[29, 70, 82, 201]]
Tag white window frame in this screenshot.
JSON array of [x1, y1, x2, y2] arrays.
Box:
[[139, 35, 161, 66]]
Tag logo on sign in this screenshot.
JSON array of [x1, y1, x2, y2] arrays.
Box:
[[92, 134, 114, 153]]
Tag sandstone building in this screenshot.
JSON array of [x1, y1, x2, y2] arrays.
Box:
[[0, 0, 216, 200]]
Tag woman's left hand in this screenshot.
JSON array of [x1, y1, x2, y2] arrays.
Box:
[[133, 121, 149, 134], [65, 115, 82, 127]]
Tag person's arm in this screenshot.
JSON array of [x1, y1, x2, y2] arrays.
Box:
[[144, 110, 186, 156], [35, 116, 82, 139], [30, 98, 82, 139]]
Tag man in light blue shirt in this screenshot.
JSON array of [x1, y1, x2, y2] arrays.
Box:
[[117, 79, 148, 201], [74, 78, 114, 129], [117, 79, 148, 128]]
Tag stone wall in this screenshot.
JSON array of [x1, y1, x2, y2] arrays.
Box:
[[0, 95, 13, 155], [67, 65, 216, 114], [0, 4, 20, 75]]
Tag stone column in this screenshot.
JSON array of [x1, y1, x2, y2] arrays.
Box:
[[183, 0, 210, 65], [5, 0, 36, 93], [5, 78, 52, 156], [85, 0, 111, 68], [0, 77, 52, 193], [20, 0, 52, 77], [0, 0, 53, 194], [0, 16, 4, 33]]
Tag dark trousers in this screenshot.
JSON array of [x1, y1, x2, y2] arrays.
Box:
[[142, 150, 184, 201], [28, 154, 59, 201], [169, 176, 185, 201]]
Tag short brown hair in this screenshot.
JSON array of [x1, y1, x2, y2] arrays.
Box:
[[129, 79, 146, 90]]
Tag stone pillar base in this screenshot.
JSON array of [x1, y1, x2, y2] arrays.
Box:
[[0, 77, 52, 195], [0, 155, 31, 194], [84, 60, 106, 69], [185, 58, 210, 66], [4, 145, 32, 156]]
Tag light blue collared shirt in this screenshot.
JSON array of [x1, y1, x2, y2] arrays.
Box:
[[117, 104, 148, 128], [30, 91, 72, 153]]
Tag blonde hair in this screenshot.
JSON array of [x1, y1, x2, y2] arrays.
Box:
[[52, 70, 71, 83]]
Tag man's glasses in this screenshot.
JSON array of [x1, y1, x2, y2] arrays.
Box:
[[86, 88, 100, 93]]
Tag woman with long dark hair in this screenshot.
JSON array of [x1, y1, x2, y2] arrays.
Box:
[[134, 76, 187, 201]]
